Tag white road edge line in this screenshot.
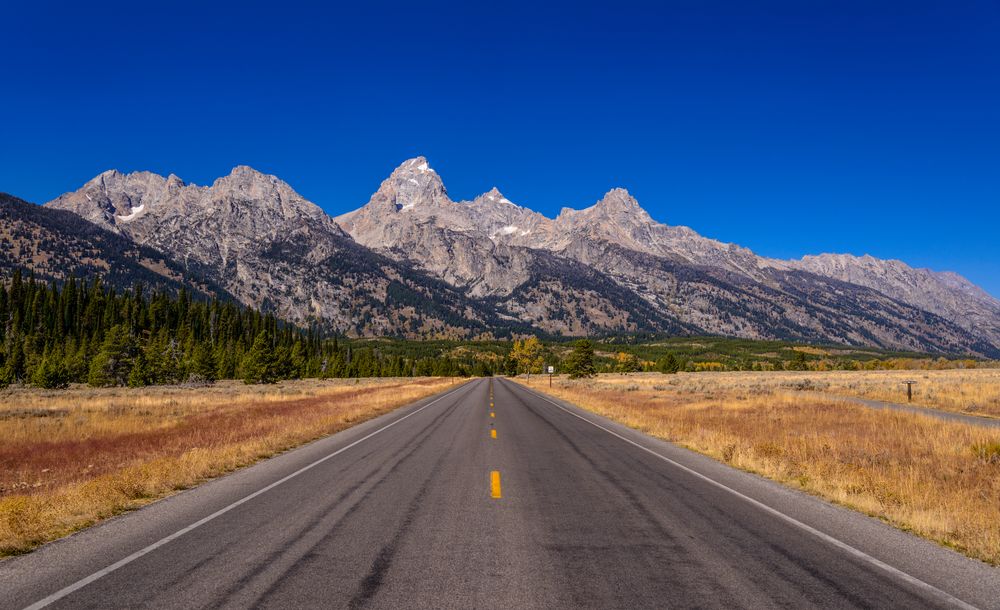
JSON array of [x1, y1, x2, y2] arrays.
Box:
[[22, 380, 476, 610], [510, 380, 978, 610]]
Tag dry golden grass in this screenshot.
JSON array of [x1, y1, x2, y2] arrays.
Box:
[[556, 368, 1000, 418], [0, 377, 462, 556], [516, 371, 1000, 565]]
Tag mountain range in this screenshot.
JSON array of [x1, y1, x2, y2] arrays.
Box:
[[3, 156, 997, 356]]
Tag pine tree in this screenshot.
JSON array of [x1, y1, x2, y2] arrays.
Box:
[[564, 339, 596, 379], [127, 351, 154, 387], [190, 343, 217, 382], [657, 353, 680, 374], [88, 324, 137, 386], [242, 331, 277, 384], [30, 347, 70, 389]]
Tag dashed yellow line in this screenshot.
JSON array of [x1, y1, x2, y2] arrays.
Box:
[[490, 429, 497, 439], [490, 471, 502, 498], [490, 412, 495, 418]]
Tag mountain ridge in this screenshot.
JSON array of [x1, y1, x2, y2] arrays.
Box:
[[33, 157, 1000, 355]]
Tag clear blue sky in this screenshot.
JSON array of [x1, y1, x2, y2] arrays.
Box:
[[3, 0, 998, 296]]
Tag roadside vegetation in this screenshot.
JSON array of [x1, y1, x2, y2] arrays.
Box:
[[0, 377, 461, 556], [3, 270, 992, 390], [357, 335, 995, 378], [516, 371, 1000, 565]]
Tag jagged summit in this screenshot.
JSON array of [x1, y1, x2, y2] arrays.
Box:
[[230, 164, 264, 174], [89, 168, 122, 182], [479, 186, 504, 200], [394, 156, 435, 174], [595, 187, 643, 210], [211, 165, 300, 200], [555, 188, 646, 220], [39, 159, 1000, 354], [47, 164, 333, 243], [372, 156, 449, 212], [472, 186, 519, 207]]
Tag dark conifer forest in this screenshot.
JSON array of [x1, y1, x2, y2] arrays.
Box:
[[0, 270, 481, 388]]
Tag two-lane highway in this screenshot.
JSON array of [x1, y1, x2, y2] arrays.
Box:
[[3, 378, 998, 609]]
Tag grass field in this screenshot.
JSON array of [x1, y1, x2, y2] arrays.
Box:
[[0, 377, 461, 556], [558, 369, 1000, 418], [517, 371, 1000, 565]]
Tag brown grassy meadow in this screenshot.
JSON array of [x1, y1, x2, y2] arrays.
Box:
[[516, 370, 1000, 564], [0, 377, 461, 556]]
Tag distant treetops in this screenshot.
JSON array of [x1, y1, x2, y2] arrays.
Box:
[[0, 271, 476, 388], [1, 271, 986, 390]]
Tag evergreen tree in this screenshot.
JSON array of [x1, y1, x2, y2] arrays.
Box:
[[0, 270, 482, 386], [30, 347, 70, 389], [127, 351, 154, 387], [564, 339, 596, 379], [242, 331, 277, 384], [88, 324, 137, 386], [189, 343, 217, 382], [657, 353, 680, 374], [788, 351, 808, 371]]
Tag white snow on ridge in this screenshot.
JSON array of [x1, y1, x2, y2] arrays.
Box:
[[398, 202, 416, 211], [489, 225, 532, 239], [500, 197, 512, 204], [116, 204, 145, 222], [416, 162, 430, 172]]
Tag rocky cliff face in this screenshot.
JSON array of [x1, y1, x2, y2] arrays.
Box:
[[336, 158, 546, 297], [782, 253, 1000, 348], [42, 157, 1000, 355], [0, 192, 225, 298], [45, 166, 516, 338], [335, 157, 1000, 355]]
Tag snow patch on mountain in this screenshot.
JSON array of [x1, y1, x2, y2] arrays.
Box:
[[116, 204, 145, 222]]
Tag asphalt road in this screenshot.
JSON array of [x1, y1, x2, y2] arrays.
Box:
[[3, 378, 999, 609]]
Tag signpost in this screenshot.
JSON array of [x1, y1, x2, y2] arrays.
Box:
[[902, 380, 917, 402], [547, 365, 555, 387]]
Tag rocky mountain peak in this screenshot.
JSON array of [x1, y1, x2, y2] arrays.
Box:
[[483, 186, 503, 200], [396, 156, 432, 172], [555, 188, 654, 233], [367, 156, 449, 213], [213, 165, 278, 190], [596, 187, 639, 209], [591, 188, 654, 222], [89, 169, 122, 184], [473, 187, 518, 207], [33, 159, 1000, 354], [210, 166, 308, 206]]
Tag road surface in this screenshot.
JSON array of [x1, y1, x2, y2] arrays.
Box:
[[3, 378, 998, 609]]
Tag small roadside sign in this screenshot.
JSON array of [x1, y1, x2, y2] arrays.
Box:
[[547, 366, 555, 374]]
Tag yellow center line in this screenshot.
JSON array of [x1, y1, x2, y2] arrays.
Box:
[[490, 471, 502, 498], [490, 412, 495, 418], [491, 429, 497, 439]]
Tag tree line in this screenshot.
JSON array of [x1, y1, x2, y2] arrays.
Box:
[[0, 271, 480, 388]]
